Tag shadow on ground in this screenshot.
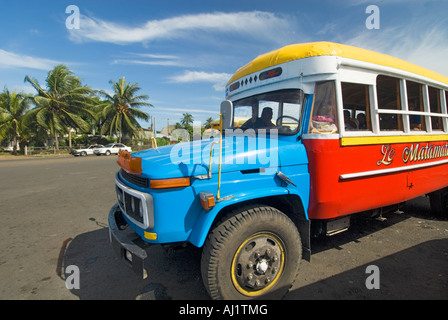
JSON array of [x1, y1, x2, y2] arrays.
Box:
[[58, 227, 209, 300], [286, 238, 448, 300], [58, 198, 447, 300]]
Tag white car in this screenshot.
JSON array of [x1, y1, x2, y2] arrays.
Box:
[[93, 143, 132, 156], [70, 145, 105, 157]]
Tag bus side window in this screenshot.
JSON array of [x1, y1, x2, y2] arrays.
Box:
[[406, 80, 424, 131], [341, 82, 371, 131], [377, 75, 403, 132], [309, 81, 338, 134], [429, 86, 442, 130]]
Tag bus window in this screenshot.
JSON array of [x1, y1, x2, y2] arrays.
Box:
[[429, 86, 442, 130], [235, 89, 304, 134], [309, 81, 338, 134], [406, 80, 424, 131], [446, 90, 448, 109], [341, 82, 371, 131], [377, 75, 403, 131], [234, 100, 257, 129], [446, 91, 448, 110], [258, 100, 278, 129]]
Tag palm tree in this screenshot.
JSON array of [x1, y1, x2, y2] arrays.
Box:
[[181, 113, 193, 127], [24, 65, 95, 150], [98, 77, 151, 143], [204, 117, 214, 129], [0, 88, 32, 155]]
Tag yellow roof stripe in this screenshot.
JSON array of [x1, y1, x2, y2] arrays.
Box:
[[227, 42, 448, 86]]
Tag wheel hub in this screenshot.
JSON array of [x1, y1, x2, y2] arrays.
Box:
[[256, 259, 269, 274], [232, 233, 285, 295]]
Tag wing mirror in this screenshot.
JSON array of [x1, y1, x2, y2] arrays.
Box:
[[220, 100, 233, 129]]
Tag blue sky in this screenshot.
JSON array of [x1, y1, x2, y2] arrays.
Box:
[[1, 0, 447, 130]]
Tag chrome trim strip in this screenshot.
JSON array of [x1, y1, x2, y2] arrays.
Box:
[[340, 158, 448, 180], [115, 173, 154, 229]]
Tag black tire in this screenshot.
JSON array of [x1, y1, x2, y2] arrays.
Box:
[[105, 150, 111, 156], [201, 205, 302, 300], [81, 151, 87, 157], [429, 188, 448, 218]]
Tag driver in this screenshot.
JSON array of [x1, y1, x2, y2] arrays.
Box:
[[254, 107, 275, 129], [241, 108, 258, 129]]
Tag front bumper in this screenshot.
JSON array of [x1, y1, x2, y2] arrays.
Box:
[[108, 203, 150, 279]]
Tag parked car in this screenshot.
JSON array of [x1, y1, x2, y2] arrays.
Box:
[[70, 144, 105, 157], [93, 143, 132, 156]]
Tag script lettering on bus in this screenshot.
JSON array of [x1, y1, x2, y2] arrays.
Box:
[[377, 142, 448, 167], [377, 144, 395, 166], [403, 142, 448, 163]]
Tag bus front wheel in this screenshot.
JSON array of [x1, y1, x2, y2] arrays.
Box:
[[201, 205, 302, 300]]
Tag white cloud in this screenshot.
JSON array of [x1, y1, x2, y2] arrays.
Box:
[[0, 49, 61, 70], [135, 53, 179, 60], [170, 71, 232, 91], [68, 11, 293, 45], [345, 22, 448, 77], [112, 53, 182, 67], [113, 59, 182, 67], [170, 71, 231, 83]]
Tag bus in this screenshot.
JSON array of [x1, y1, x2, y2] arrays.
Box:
[[109, 41, 448, 300], [226, 41, 448, 226]]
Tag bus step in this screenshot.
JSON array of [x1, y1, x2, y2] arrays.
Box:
[[326, 216, 350, 236]]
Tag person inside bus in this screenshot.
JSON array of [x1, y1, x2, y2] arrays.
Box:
[[357, 112, 367, 130], [241, 107, 258, 129], [344, 110, 357, 130], [409, 101, 422, 130], [254, 107, 276, 129]]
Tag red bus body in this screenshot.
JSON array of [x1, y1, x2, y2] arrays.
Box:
[[304, 137, 448, 220]]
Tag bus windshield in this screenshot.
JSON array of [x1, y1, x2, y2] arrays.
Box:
[[230, 89, 305, 135]]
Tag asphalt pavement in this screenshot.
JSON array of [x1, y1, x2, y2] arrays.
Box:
[[0, 155, 447, 300]]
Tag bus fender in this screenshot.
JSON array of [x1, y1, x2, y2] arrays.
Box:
[[188, 187, 309, 250]]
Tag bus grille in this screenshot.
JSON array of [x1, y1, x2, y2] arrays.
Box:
[[115, 173, 154, 230], [116, 185, 144, 225], [120, 169, 149, 188]]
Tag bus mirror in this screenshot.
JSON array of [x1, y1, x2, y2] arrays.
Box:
[[220, 100, 233, 129]]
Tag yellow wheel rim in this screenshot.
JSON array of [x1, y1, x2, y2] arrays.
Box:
[[231, 232, 285, 297]]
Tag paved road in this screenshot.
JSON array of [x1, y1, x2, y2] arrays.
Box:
[[0, 156, 447, 300]]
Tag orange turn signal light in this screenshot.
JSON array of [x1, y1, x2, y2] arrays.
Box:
[[150, 177, 191, 189], [117, 150, 142, 175], [199, 191, 216, 211]]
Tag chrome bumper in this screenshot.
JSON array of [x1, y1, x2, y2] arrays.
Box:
[[108, 203, 149, 279]]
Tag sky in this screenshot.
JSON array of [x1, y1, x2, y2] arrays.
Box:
[[1, 0, 447, 131]]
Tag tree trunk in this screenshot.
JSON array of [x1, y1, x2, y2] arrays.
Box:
[[54, 132, 59, 151], [68, 128, 72, 149], [12, 136, 18, 156]]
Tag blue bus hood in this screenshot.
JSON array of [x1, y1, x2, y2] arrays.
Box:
[[132, 136, 306, 179]]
